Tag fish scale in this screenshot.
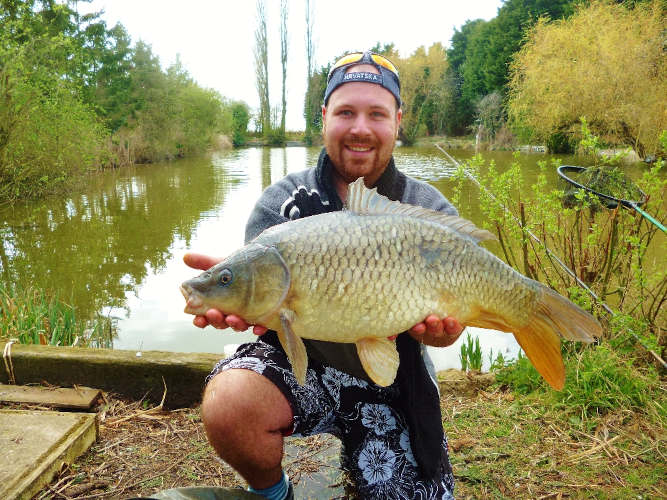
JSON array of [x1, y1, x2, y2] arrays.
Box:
[[181, 178, 601, 389], [259, 214, 448, 343]]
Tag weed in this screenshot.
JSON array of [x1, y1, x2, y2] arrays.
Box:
[[460, 333, 483, 371]]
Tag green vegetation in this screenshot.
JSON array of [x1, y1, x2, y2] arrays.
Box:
[[507, 0, 665, 157], [460, 333, 483, 372], [2, 0, 664, 205], [0, 283, 113, 348], [446, 126, 666, 498], [0, 1, 244, 205], [302, 0, 663, 156]]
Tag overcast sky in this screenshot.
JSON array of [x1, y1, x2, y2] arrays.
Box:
[[83, 0, 504, 131]]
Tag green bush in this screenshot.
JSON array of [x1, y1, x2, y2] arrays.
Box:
[[0, 36, 107, 203]]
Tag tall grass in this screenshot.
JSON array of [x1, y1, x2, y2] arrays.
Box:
[[460, 333, 483, 371], [0, 283, 114, 348]]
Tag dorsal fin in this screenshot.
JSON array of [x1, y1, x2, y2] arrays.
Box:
[[346, 177, 496, 243]]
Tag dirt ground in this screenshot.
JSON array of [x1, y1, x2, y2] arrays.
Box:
[[8, 370, 664, 499]]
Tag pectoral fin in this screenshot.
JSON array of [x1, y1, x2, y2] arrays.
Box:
[[278, 309, 308, 385], [356, 337, 400, 387]]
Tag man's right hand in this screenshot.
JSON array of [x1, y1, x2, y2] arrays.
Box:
[[183, 252, 268, 335]]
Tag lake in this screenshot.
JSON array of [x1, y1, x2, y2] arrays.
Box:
[[0, 145, 651, 371]]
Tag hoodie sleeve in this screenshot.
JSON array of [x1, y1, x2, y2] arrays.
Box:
[[244, 183, 291, 244]]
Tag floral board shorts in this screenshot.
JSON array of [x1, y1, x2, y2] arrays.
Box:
[[207, 339, 455, 500]]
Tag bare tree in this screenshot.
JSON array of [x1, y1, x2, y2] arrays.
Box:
[[279, 0, 288, 136], [304, 0, 315, 143], [254, 0, 270, 135]]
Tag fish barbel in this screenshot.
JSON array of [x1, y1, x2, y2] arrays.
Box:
[[181, 178, 600, 389]]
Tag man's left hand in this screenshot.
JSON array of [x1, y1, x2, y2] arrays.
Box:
[[407, 315, 464, 347]]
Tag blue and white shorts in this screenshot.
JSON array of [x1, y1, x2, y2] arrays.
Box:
[[208, 339, 455, 500]]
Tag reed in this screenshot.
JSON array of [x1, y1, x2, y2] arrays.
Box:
[[0, 283, 113, 348]]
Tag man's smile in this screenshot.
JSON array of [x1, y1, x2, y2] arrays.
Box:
[[346, 145, 373, 152]]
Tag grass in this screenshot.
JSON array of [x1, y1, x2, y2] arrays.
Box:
[[445, 389, 665, 499], [19, 371, 664, 499], [460, 333, 483, 371], [447, 340, 666, 499], [0, 283, 114, 348]]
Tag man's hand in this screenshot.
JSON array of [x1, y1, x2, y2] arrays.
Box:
[[407, 315, 464, 347], [183, 252, 268, 335]]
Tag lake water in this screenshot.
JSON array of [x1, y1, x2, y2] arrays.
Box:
[[0, 145, 652, 371]]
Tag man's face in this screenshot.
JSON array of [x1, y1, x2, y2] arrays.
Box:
[[322, 65, 402, 186]]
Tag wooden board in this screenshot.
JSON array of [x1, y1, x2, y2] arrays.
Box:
[[0, 384, 101, 410]]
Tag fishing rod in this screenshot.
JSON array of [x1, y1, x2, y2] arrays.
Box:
[[435, 143, 666, 369]]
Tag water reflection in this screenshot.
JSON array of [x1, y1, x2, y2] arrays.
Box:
[[0, 146, 656, 369], [0, 155, 232, 329]]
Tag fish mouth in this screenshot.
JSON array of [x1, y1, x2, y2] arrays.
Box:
[[180, 283, 206, 315]]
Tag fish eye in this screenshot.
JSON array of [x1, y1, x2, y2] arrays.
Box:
[[219, 268, 233, 286]]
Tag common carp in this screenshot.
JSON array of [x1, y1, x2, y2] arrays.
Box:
[[181, 178, 600, 389]]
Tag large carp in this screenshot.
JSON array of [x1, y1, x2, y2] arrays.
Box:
[[181, 178, 600, 389]]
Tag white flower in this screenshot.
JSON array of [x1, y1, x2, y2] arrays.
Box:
[[361, 404, 396, 435], [358, 440, 396, 485]]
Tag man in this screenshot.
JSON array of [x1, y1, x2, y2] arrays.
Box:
[[184, 51, 463, 500]]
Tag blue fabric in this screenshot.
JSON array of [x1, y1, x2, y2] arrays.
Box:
[[247, 471, 289, 500]]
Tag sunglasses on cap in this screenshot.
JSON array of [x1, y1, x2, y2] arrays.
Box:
[[327, 51, 399, 83]]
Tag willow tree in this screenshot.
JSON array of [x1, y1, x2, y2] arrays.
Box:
[[254, 0, 270, 136], [507, 1, 666, 157], [398, 43, 450, 145]]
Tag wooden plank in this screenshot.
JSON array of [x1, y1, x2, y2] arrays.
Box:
[[0, 384, 101, 410]]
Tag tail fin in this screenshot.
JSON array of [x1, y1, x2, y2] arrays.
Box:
[[537, 286, 601, 343], [514, 286, 600, 390], [468, 285, 600, 391]]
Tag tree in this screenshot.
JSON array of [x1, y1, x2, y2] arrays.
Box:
[[304, 66, 327, 136], [279, 0, 288, 137], [397, 44, 450, 145], [230, 101, 250, 147], [507, 1, 666, 157], [303, 0, 315, 144], [446, 19, 487, 134], [451, 0, 578, 133], [475, 91, 506, 141], [253, 0, 270, 136]]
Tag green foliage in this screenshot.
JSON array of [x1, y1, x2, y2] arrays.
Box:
[[0, 1, 244, 201], [0, 283, 113, 348], [304, 66, 328, 141], [495, 351, 544, 394], [453, 128, 665, 408], [447, 0, 577, 133], [459, 333, 483, 371], [545, 131, 574, 154], [230, 102, 250, 147], [556, 343, 658, 419], [495, 337, 660, 420], [397, 44, 451, 145], [508, 1, 666, 158], [0, 25, 107, 202]]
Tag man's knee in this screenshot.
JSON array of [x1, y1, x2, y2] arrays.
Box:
[[201, 368, 293, 441]]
